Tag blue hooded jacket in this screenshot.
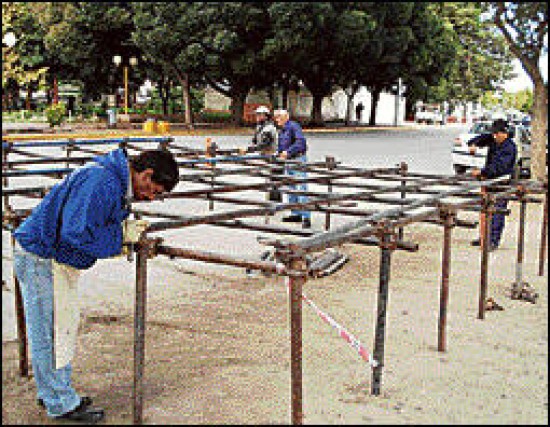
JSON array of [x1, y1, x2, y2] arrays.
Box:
[[14, 148, 131, 269]]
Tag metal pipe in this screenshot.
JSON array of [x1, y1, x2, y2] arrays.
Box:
[[2, 136, 172, 149], [478, 188, 493, 320], [133, 241, 148, 424], [539, 191, 548, 276], [514, 191, 527, 286], [398, 162, 408, 240], [371, 228, 395, 395], [438, 209, 455, 352], [287, 254, 307, 425]]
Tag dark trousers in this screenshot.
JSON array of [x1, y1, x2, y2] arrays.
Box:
[[490, 198, 508, 246]]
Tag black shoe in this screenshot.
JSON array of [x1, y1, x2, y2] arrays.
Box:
[[38, 396, 93, 409], [282, 215, 302, 223], [488, 243, 498, 252], [55, 400, 105, 424], [302, 218, 311, 229], [471, 239, 481, 247]]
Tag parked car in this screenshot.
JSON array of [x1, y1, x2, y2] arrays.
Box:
[[415, 105, 444, 125], [452, 121, 532, 178]]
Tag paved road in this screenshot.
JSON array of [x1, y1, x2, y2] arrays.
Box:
[[171, 123, 468, 175]]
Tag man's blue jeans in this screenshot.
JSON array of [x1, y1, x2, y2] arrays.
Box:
[[285, 155, 311, 220], [490, 198, 508, 247], [13, 241, 81, 418]]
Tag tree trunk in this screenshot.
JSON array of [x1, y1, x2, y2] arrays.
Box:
[[181, 72, 192, 126], [369, 88, 381, 126], [530, 77, 548, 182], [53, 75, 59, 104], [231, 91, 247, 126], [282, 81, 289, 110], [310, 92, 325, 126], [159, 80, 168, 115], [267, 84, 275, 109], [26, 86, 32, 111], [344, 84, 360, 125]]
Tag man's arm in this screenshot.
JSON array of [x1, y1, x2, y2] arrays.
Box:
[[467, 133, 493, 148], [285, 122, 307, 158]]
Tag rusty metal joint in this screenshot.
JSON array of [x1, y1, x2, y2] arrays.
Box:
[[136, 236, 163, 259]]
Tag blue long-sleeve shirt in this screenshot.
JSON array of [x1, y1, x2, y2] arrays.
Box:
[[467, 133, 517, 179], [277, 120, 307, 159], [14, 148, 131, 269]]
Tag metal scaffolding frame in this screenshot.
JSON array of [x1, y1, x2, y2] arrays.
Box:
[[2, 136, 547, 425]]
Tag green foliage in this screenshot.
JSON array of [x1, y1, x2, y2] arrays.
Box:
[[44, 102, 67, 127]]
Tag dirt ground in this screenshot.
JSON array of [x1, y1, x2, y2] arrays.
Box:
[[2, 200, 548, 425]]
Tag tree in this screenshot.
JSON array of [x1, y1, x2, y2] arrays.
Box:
[[2, 2, 49, 110], [132, 2, 207, 125], [418, 3, 515, 121], [198, 2, 276, 125], [487, 2, 548, 181], [39, 2, 138, 101], [267, 2, 343, 125]]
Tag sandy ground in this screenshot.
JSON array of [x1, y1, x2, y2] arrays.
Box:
[[2, 198, 548, 425]]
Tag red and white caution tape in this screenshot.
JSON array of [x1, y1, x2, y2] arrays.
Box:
[[285, 277, 378, 368]]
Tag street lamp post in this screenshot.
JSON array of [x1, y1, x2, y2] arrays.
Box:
[[113, 55, 138, 115]]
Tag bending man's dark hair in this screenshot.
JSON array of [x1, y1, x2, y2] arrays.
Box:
[[130, 149, 179, 192]]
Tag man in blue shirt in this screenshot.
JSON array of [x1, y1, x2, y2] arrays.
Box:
[[13, 148, 179, 423], [467, 118, 517, 251], [273, 109, 311, 229]]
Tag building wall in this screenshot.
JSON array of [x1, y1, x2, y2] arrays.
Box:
[[204, 84, 407, 124]]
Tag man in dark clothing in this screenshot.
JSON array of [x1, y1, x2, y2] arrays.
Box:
[[467, 118, 517, 251]]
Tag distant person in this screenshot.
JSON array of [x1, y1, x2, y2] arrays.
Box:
[[468, 118, 517, 251], [244, 105, 278, 155], [241, 105, 280, 201], [12, 148, 179, 423], [355, 102, 364, 123], [273, 109, 311, 229]]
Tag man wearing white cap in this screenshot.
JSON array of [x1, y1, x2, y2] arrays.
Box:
[[244, 105, 278, 155]]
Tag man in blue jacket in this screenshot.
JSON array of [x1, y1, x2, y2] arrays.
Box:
[[467, 118, 517, 251], [13, 148, 179, 423], [273, 109, 311, 229]]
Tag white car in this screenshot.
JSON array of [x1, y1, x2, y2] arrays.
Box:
[[415, 107, 444, 125], [451, 121, 532, 178]]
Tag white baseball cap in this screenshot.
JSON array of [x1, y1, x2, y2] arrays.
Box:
[[255, 106, 271, 114], [273, 109, 289, 116]]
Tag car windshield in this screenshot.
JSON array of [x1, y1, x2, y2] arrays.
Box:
[[469, 122, 492, 134]]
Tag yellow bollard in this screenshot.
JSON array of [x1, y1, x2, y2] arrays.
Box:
[[157, 121, 170, 134], [143, 120, 157, 133]]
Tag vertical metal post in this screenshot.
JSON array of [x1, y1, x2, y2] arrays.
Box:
[[66, 140, 73, 169], [371, 227, 395, 395], [398, 162, 408, 241], [478, 187, 493, 320], [514, 190, 527, 287], [133, 241, 148, 425], [287, 251, 306, 425], [539, 190, 548, 277], [324, 156, 336, 231], [438, 209, 455, 352]]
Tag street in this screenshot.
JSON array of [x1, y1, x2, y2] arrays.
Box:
[[170, 123, 467, 175]]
